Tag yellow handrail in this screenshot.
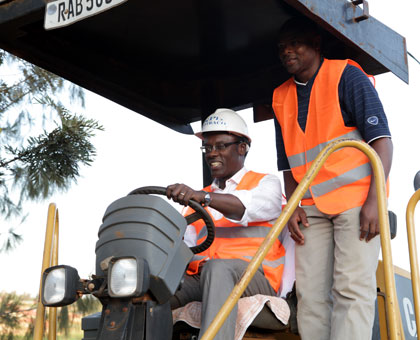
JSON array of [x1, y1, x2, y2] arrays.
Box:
[[201, 139, 403, 340], [406, 188, 420, 333], [33, 203, 59, 340]]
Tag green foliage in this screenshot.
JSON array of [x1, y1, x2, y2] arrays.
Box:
[[56, 295, 101, 336], [0, 333, 14, 340], [23, 317, 34, 340], [3, 109, 103, 201], [0, 292, 24, 337], [0, 49, 103, 252], [0, 292, 97, 339], [75, 295, 101, 315], [0, 229, 22, 253], [58, 306, 70, 336]]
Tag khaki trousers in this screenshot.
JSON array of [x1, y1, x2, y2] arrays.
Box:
[[170, 259, 275, 340], [295, 205, 380, 340]]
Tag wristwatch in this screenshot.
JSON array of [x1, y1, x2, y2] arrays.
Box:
[[203, 192, 212, 207]]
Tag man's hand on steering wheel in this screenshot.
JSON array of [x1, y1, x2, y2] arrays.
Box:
[[129, 186, 215, 254], [166, 183, 206, 206]]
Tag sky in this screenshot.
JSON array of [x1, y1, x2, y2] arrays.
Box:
[[0, 0, 420, 297]]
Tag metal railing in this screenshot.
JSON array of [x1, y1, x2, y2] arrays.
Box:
[[406, 188, 420, 334], [33, 203, 60, 340], [201, 139, 404, 340]]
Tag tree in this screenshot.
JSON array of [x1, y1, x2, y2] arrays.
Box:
[[0, 291, 102, 338], [58, 306, 70, 337], [23, 317, 34, 340], [74, 294, 102, 316], [0, 49, 103, 252], [56, 295, 101, 336], [0, 292, 25, 339]]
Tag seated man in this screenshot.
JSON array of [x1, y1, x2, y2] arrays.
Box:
[[166, 108, 293, 340]]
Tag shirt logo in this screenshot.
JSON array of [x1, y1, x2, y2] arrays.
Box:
[[367, 116, 379, 125]]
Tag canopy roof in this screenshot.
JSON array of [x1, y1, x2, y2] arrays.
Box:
[[0, 0, 408, 134]]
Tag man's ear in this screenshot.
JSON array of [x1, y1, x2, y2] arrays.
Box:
[[313, 35, 322, 52], [238, 142, 249, 156]]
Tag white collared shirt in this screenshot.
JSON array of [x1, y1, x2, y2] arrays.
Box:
[[183, 167, 283, 245], [183, 167, 295, 297]]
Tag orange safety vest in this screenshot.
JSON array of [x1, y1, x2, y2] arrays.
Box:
[[273, 59, 385, 214], [185, 171, 285, 293]]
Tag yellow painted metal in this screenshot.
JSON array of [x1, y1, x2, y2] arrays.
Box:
[[48, 209, 59, 340], [201, 139, 402, 340], [405, 188, 420, 334], [377, 292, 389, 340], [376, 261, 406, 340], [33, 203, 59, 340]]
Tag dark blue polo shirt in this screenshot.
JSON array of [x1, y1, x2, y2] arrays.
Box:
[[274, 61, 391, 171]]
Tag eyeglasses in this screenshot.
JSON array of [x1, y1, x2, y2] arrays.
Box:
[[200, 141, 242, 154]]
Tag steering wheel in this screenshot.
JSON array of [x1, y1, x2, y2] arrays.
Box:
[[128, 186, 215, 254]]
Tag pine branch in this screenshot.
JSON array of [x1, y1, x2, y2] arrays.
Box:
[[0, 75, 32, 95], [0, 292, 24, 331], [0, 228, 23, 253], [0, 88, 33, 113], [0, 154, 26, 169], [0, 49, 102, 253], [4, 111, 103, 201]]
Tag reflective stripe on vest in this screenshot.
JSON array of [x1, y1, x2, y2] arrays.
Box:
[[288, 129, 372, 199], [287, 130, 363, 168], [185, 170, 285, 292], [311, 162, 371, 198], [243, 255, 285, 269], [302, 189, 312, 199], [197, 225, 283, 241], [273, 59, 380, 214]]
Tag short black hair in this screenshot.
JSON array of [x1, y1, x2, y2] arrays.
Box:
[[277, 16, 321, 47], [234, 134, 251, 146]]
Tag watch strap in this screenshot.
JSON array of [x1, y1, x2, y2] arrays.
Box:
[[203, 192, 212, 207]]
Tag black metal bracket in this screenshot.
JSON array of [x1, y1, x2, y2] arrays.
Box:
[[351, 0, 370, 22]]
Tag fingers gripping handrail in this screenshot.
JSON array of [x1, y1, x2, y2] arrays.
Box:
[[201, 139, 403, 340], [34, 203, 59, 340], [406, 189, 420, 334]]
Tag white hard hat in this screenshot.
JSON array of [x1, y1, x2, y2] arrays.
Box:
[[195, 108, 251, 143]]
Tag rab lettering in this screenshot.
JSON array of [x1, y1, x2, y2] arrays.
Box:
[[57, 0, 113, 23]]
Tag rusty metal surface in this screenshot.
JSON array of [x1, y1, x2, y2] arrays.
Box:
[[0, 0, 44, 27], [0, 0, 409, 132]]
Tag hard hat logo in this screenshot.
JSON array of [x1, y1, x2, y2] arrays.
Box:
[[195, 108, 252, 143], [203, 117, 227, 127]]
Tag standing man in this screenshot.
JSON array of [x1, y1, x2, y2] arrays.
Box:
[[166, 108, 293, 339], [272, 16, 393, 340]]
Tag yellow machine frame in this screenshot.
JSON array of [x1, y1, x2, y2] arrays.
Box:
[[406, 188, 420, 329], [34, 140, 420, 340], [34, 203, 59, 340]]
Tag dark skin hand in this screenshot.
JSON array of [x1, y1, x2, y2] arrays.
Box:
[[166, 183, 246, 221], [359, 137, 393, 241], [284, 170, 308, 245], [285, 137, 393, 245]]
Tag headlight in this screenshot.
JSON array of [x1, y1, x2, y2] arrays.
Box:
[[42, 265, 80, 307], [108, 257, 149, 298]]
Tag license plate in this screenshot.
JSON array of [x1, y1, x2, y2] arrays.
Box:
[[44, 0, 128, 30]]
